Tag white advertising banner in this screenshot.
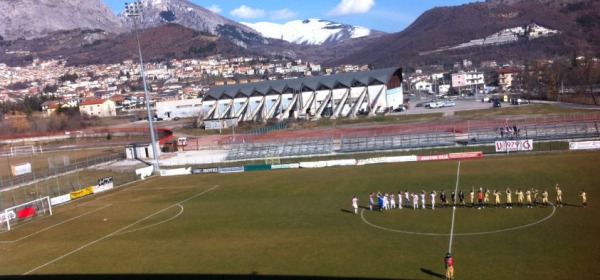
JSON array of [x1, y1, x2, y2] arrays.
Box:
[[11, 162, 32, 176], [299, 161, 327, 168], [159, 167, 192, 176], [0, 210, 16, 223], [50, 194, 72, 206], [325, 159, 357, 167], [569, 141, 600, 150], [135, 165, 154, 180], [495, 139, 533, 152]]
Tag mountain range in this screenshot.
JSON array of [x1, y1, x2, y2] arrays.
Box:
[[0, 0, 598, 69], [242, 18, 384, 45]]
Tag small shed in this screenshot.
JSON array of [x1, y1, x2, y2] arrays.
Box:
[[125, 141, 161, 160]]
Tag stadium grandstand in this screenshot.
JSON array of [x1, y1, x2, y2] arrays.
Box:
[[156, 67, 404, 122]]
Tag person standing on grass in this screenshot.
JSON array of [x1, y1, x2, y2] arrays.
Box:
[[412, 192, 419, 209], [398, 191, 403, 209], [444, 252, 454, 280], [526, 189, 532, 208], [352, 196, 358, 214], [484, 188, 490, 208], [458, 190, 465, 207], [431, 190, 437, 210], [542, 189, 549, 207], [420, 190, 426, 209], [383, 193, 389, 211], [450, 190, 456, 207], [369, 192, 375, 211], [390, 193, 396, 209], [405, 190, 410, 208], [517, 189, 524, 208], [377, 193, 384, 211], [470, 188, 475, 207], [440, 190, 447, 208], [580, 189, 587, 208], [506, 188, 513, 209], [477, 189, 483, 209], [494, 190, 501, 208], [555, 184, 563, 207]]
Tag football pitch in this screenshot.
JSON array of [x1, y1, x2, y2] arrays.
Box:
[[1, 151, 598, 279]]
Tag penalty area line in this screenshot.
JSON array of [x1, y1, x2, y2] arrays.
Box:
[[22, 185, 219, 275]]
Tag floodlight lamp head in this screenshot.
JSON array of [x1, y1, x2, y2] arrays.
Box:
[[125, 1, 142, 17]]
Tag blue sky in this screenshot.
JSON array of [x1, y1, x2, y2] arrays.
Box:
[[104, 0, 481, 33]]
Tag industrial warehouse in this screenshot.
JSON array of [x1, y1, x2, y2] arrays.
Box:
[[156, 67, 404, 126]]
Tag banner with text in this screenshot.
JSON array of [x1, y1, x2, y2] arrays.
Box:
[[569, 141, 600, 150], [70, 186, 94, 200], [495, 139, 533, 152], [51, 194, 72, 206]]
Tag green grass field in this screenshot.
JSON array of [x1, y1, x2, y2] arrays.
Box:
[[0, 151, 598, 279]]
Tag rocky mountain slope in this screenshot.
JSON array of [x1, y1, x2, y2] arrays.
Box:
[[0, 0, 122, 40], [327, 0, 600, 67], [117, 0, 266, 47]]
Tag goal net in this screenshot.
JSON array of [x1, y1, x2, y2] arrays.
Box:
[[264, 154, 280, 165], [0, 196, 52, 232], [48, 155, 70, 169], [10, 145, 38, 157]]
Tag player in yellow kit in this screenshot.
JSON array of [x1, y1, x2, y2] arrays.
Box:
[[525, 189, 532, 208], [580, 189, 587, 208], [541, 189, 549, 207], [555, 184, 563, 207], [493, 190, 501, 208], [517, 189, 524, 208], [506, 188, 513, 209]]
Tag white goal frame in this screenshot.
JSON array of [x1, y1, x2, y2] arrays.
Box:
[[10, 145, 41, 157], [0, 196, 52, 231]]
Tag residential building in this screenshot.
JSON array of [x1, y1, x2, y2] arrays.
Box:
[[78, 99, 116, 117]]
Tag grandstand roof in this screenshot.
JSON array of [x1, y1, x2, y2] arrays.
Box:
[[204, 67, 402, 101]]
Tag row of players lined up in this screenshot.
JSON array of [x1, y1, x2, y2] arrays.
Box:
[[351, 185, 587, 213]]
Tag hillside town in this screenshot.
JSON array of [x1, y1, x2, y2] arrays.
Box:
[[0, 52, 541, 121]]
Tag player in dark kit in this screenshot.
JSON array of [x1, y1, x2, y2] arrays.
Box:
[[440, 191, 447, 208], [458, 190, 465, 207]]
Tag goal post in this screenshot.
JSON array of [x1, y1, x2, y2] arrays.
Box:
[[0, 196, 52, 231], [10, 145, 37, 157], [264, 154, 280, 165], [48, 155, 70, 169]]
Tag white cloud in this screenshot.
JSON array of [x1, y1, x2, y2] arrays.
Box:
[[327, 0, 375, 16], [206, 4, 222, 14], [270, 8, 297, 20], [230, 5, 266, 19]]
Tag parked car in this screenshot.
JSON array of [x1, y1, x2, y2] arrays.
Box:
[[425, 101, 443, 109], [393, 105, 406, 112], [442, 100, 455, 107]]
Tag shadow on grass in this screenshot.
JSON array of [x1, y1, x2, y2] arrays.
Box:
[[420, 268, 445, 279], [340, 209, 355, 214]]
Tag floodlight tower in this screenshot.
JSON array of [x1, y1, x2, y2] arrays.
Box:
[[125, 1, 160, 173]]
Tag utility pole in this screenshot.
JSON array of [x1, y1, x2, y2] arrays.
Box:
[[125, 1, 160, 173]]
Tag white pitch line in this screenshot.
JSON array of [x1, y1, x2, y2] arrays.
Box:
[[360, 205, 556, 236], [114, 204, 184, 236], [22, 185, 219, 275], [448, 161, 461, 254], [0, 204, 111, 244]]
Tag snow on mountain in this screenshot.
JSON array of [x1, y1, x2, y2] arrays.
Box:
[[243, 18, 379, 45]]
